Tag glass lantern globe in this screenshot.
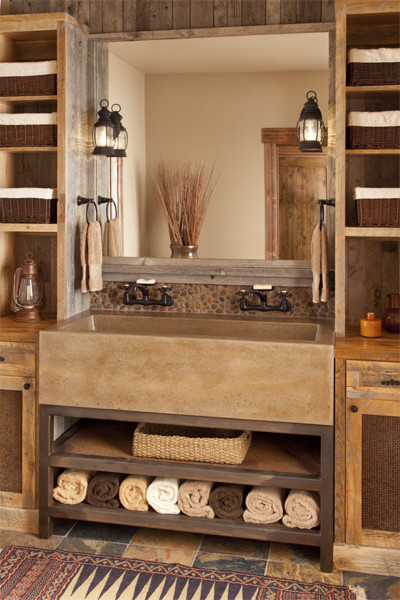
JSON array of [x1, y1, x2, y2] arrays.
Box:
[[92, 99, 116, 156], [108, 104, 128, 158]]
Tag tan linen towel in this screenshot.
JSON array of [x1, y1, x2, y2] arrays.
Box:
[[119, 475, 152, 511], [178, 480, 215, 519], [209, 484, 245, 520], [53, 469, 93, 505], [86, 472, 122, 509], [81, 220, 103, 292], [282, 489, 320, 529], [103, 218, 122, 257], [311, 222, 329, 303], [243, 486, 285, 524]]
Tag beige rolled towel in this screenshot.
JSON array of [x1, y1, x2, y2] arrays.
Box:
[[282, 489, 320, 529], [119, 475, 152, 511], [243, 486, 285, 524], [178, 480, 215, 519], [53, 469, 93, 505]]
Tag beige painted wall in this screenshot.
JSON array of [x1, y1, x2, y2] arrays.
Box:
[[108, 55, 328, 259], [108, 53, 147, 257]]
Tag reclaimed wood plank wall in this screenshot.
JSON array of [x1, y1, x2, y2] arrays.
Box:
[[4, 1, 335, 32]]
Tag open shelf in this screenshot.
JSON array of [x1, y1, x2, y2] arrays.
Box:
[[346, 85, 400, 97], [0, 146, 57, 153], [345, 227, 400, 239], [0, 95, 57, 103], [346, 149, 400, 156], [0, 223, 57, 233]]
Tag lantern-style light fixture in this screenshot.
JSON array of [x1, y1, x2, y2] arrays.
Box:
[[296, 90, 325, 152], [92, 99, 116, 156], [109, 103, 128, 158], [11, 252, 45, 322]]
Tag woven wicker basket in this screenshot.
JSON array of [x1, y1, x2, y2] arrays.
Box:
[[132, 423, 252, 465], [0, 197, 57, 224], [347, 62, 400, 86], [0, 74, 57, 97], [355, 197, 400, 227], [347, 125, 400, 149], [0, 124, 57, 147]]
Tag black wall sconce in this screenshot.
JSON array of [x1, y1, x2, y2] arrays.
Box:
[[296, 90, 325, 152], [92, 99, 128, 158]]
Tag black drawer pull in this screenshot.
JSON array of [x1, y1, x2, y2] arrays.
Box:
[[0, 356, 5, 362], [23, 383, 30, 390], [350, 405, 358, 413], [381, 379, 400, 386]]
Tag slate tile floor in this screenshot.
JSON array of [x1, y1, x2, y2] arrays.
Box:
[[0, 521, 399, 599]]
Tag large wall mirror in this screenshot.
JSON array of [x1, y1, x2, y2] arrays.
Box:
[[98, 28, 333, 281]]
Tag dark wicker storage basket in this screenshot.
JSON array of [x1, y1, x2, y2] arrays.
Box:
[[132, 422, 252, 465], [347, 125, 400, 149], [0, 196, 57, 224], [355, 197, 400, 227], [347, 62, 400, 86], [0, 73, 57, 97], [0, 124, 57, 147]]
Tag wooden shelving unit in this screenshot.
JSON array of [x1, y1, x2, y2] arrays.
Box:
[[39, 406, 334, 572]]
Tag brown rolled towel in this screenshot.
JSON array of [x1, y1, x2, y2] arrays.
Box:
[[178, 480, 215, 519], [209, 483, 245, 520], [119, 475, 152, 511], [243, 486, 285, 524], [282, 489, 320, 529], [86, 472, 122, 509]]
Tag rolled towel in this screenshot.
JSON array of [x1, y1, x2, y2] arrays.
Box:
[[243, 486, 285, 524], [282, 489, 320, 529], [178, 480, 215, 519], [147, 477, 180, 514], [53, 469, 93, 505], [86, 472, 122, 509], [209, 484, 245, 520], [119, 475, 152, 511]]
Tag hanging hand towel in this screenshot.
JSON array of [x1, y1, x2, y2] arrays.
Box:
[[282, 489, 320, 529], [81, 220, 103, 292], [119, 474, 152, 511], [311, 222, 329, 303], [243, 486, 285, 524], [103, 218, 122, 257], [147, 477, 180, 514], [178, 480, 215, 519], [53, 469, 93, 505]]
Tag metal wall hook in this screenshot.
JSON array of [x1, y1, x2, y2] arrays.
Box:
[[98, 195, 118, 221], [77, 196, 98, 222], [318, 198, 335, 230]]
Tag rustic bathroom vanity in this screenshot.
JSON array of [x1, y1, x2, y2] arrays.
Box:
[[38, 311, 335, 571]]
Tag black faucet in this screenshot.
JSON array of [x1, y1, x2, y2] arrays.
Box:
[[123, 281, 174, 307], [237, 288, 292, 312]]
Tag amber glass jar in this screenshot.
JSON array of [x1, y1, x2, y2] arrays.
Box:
[[382, 293, 400, 333], [360, 312, 382, 338]]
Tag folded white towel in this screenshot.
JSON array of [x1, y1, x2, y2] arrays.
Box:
[[147, 477, 180, 514], [0, 113, 57, 125], [354, 187, 400, 199], [0, 60, 57, 77], [348, 111, 400, 128], [348, 47, 400, 64], [0, 188, 56, 199]]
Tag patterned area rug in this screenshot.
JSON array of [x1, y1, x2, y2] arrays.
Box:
[[0, 546, 365, 600]]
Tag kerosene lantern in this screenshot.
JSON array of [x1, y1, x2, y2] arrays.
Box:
[[11, 252, 45, 322]]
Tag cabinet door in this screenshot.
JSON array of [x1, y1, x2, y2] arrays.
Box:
[[0, 375, 36, 509], [346, 392, 400, 548]]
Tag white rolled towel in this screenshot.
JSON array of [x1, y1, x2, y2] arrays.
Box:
[[147, 477, 180, 514], [53, 469, 93, 505]]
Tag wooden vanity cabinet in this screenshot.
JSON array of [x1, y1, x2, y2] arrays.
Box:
[[39, 405, 334, 572]]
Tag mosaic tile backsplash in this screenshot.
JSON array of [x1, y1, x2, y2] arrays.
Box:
[[91, 283, 334, 320]]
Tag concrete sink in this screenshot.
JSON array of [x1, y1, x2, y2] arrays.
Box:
[[39, 311, 334, 425]]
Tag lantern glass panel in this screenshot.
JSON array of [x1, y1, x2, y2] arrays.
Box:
[[114, 130, 128, 151], [94, 124, 115, 148], [18, 276, 41, 307]]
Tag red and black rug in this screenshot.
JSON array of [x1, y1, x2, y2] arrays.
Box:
[[0, 545, 366, 599]]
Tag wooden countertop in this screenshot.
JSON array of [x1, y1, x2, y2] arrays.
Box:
[[335, 327, 400, 362], [0, 313, 57, 343]]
